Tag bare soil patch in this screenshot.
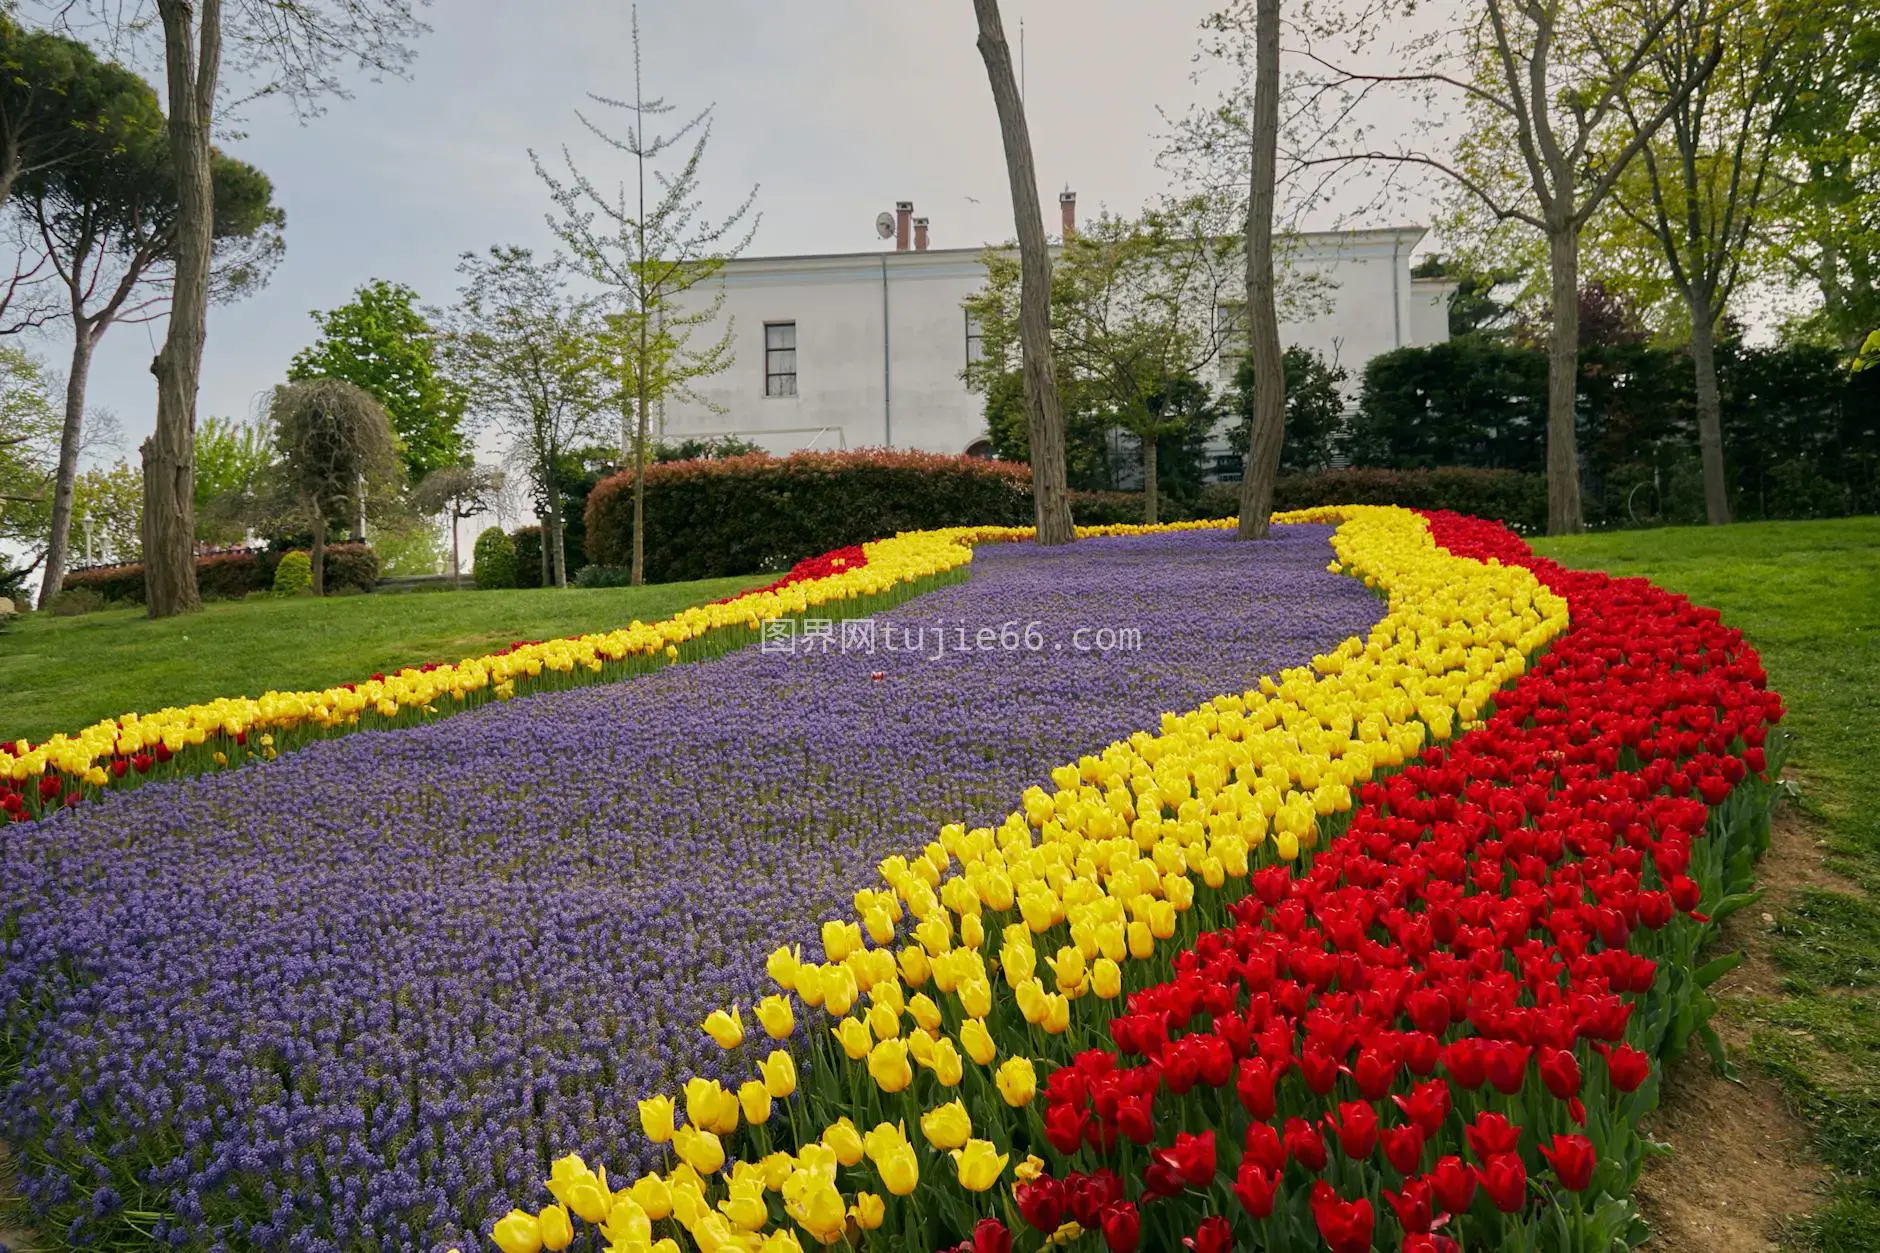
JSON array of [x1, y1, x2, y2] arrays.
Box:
[[1633, 806, 1831, 1250]]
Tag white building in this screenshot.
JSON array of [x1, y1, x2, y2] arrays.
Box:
[[662, 196, 1450, 461]]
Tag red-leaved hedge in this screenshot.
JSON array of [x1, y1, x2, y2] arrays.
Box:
[[61, 544, 381, 603]]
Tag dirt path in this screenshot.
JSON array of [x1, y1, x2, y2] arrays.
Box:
[[1632, 804, 1842, 1250]]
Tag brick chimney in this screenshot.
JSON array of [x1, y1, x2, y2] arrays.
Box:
[[895, 201, 913, 252], [913, 217, 930, 251], [1060, 190, 1077, 239]]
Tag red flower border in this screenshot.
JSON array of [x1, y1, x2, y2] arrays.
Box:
[[1012, 510, 1784, 1253]]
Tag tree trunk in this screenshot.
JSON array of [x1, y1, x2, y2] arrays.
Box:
[[548, 494, 568, 588], [1237, 0, 1285, 541], [973, 0, 1074, 546], [1544, 223, 1585, 534], [37, 330, 96, 608], [631, 386, 649, 585], [449, 508, 462, 590], [144, 0, 219, 618], [1141, 433, 1159, 525], [1687, 286, 1732, 526], [310, 513, 326, 596]]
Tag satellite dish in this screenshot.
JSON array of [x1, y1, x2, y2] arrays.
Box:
[[875, 211, 896, 240]]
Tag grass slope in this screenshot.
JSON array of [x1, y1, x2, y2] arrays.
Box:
[[1535, 516, 1880, 1250], [0, 575, 766, 746]]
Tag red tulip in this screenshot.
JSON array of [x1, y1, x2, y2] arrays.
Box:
[[1284, 1116, 1327, 1172], [1479, 1152, 1529, 1213], [1393, 1079, 1451, 1138], [1236, 1056, 1276, 1119], [1099, 1201, 1140, 1253], [1310, 1181, 1375, 1253], [1386, 1176, 1435, 1234], [1233, 1160, 1280, 1219], [1464, 1111, 1520, 1161], [1428, 1155, 1477, 1215], [1539, 1133, 1597, 1192], [1597, 1042, 1652, 1092], [1326, 1100, 1379, 1161], [1183, 1216, 1234, 1253], [972, 1218, 1012, 1253], [1538, 1047, 1581, 1101], [1014, 1179, 1063, 1232], [1243, 1120, 1285, 1175], [1382, 1122, 1426, 1174]]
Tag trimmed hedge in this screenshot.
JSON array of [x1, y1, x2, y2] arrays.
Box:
[[61, 544, 381, 604], [585, 451, 1037, 582], [585, 454, 1550, 579]]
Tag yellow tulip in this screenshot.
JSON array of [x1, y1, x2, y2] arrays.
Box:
[[957, 977, 993, 1019], [627, 1174, 673, 1221], [1093, 957, 1122, 999], [737, 1079, 773, 1125], [754, 994, 795, 1039], [877, 1143, 920, 1196], [821, 1117, 865, 1166], [601, 1196, 650, 1245], [760, 1232, 805, 1253], [701, 1007, 746, 1049], [832, 1015, 873, 1060], [638, 1095, 675, 1144], [491, 1209, 542, 1253], [719, 1178, 768, 1231], [920, 1099, 973, 1150], [868, 1038, 913, 1093], [866, 1000, 901, 1041], [767, 944, 801, 991], [793, 963, 826, 1007], [850, 1191, 886, 1230], [951, 1139, 1010, 1192], [996, 1056, 1037, 1107], [759, 1049, 797, 1099], [673, 1125, 726, 1175], [908, 992, 943, 1033], [898, 945, 931, 987], [960, 1017, 997, 1066], [822, 964, 858, 1016], [929, 1036, 965, 1087]]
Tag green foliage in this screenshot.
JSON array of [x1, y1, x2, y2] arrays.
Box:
[[472, 526, 517, 590], [272, 550, 313, 596], [194, 417, 274, 544], [48, 587, 107, 616], [511, 525, 544, 589], [0, 345, 58, 550], [367, 518, 443, 577], [652, 435, 763, 463], [70, 460, 143, 565], [61, 544, 378, 603], [290, 279, 465, 479], [0, 555, 30, 602], [585, 451, 1036, 582], [1225, 347, 1350, 473], [1350, 337, 1880, 522]]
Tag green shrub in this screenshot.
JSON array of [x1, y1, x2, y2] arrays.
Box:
[[512, 525, 545, 589], [573, 565, 633, 589], [584, 450, 1035, 582], [61, 547, 314, 604], [48, 588, 108, 616], [272, 551, 313, 595], [473, 527, 517, 590], [319, 543, 381, 594]]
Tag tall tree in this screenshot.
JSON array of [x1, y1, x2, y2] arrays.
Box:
[[266, 378, 400, 595], [1602, 0, 1816, 525], [1229, 0, 1287, 540], [440, 246, 606, 589], [535, 6, 756, 586], [0, 15, 142, 208], [1297, 0, 1727, 533], [289, 279, 464, 482], [29, 92, 281, 607], [971, 0, 1075, 546], [1764, 18, 1880, 350], [0, 343, 58, 573], [36, 0, 429, 618]]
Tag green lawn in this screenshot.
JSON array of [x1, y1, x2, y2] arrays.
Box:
[[0, 574, 767, 745], [1534, 516, 1880, 1250]]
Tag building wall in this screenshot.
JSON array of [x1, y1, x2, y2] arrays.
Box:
[[663, 226, 1447, 457]]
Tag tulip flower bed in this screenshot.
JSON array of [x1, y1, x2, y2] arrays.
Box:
[[483, 507, 1785, 1253], [0, 524, 1382, 1249]]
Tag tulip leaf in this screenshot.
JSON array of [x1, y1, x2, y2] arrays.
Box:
[[1709, 889, 1765, 923], [1698, 1023, 1743, 1083], [1696, 952, 1745, 988]]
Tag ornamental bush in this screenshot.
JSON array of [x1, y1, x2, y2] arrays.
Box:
[[585, 450, 1035, 582], [511, 525, 545, 589], [271, 550, 313, 595], [473, 526, 517, 590]]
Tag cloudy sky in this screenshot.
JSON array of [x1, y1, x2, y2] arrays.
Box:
[[27, 0, 1436, 463]]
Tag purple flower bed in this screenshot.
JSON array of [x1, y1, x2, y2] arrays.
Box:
[[0, 526, 1382, 1251]]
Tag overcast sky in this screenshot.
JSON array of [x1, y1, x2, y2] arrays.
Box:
[[28, 0, 1437, 464]]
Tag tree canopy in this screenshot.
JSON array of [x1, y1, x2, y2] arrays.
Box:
[[289, 279, 464, 481]]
